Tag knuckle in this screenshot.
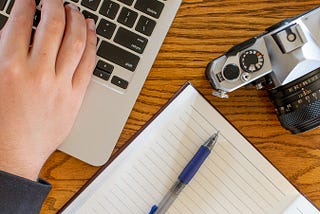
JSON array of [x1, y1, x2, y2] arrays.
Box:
[[42, 16, 65, 33], [9, 14, 31, 27], [1, 60, 23, 81], [14, 0, 36, 10], [71, 35, 86, 53], [25, 0, 36, 8]]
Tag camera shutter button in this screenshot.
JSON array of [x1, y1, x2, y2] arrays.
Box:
[[222, 64, 240, 81]]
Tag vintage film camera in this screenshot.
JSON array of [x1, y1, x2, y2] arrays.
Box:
[[206, 6, 320, 134]]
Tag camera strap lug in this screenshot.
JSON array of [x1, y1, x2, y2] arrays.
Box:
[[212, 90, 229, 98]]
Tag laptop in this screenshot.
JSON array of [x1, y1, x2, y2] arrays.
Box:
[[0, 0, 182, 166]]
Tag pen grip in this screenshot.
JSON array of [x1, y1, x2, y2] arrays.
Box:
[[178, 145, 210, 184]]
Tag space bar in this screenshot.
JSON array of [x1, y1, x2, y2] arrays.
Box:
[[97, 41, 140, 72]]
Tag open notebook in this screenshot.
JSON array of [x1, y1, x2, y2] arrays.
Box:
[[59, 82, 319, 214]]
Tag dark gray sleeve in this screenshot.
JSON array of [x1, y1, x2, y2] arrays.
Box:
[[0, 170, 51, 214]]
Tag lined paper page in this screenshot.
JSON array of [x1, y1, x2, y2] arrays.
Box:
[[61, 84, 319, 214]]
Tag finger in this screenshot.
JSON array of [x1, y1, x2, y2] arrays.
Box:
[[0, 0, 35, 56], [72, 19, 97, 92], [30, 0, 65, 67], [56, 4, 87, 80]]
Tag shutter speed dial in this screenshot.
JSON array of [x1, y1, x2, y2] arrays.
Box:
[[240, 49, 264, 73]]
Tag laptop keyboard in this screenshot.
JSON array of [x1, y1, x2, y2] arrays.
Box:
[[0, 0, 165, 92]]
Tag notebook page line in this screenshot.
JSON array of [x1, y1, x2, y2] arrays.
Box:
[[114, 183, 141, 213], [212, 145, 275, 208], [97, 200, 107, 211], [297, 207, 303, 213], [216, 135, 285, 200], [194, 159, 256, 214], [121, 177, 148, 212], [134, 161, 167, 195], [127, 173, 155, 208], [102, 195, 120, 214], [216, 141, 282, 203], [188, 104, 286, 200]]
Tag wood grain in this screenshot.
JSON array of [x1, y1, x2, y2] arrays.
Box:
[[40, 0, 320, 213]]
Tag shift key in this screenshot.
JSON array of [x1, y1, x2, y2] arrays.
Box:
[[97, 41, 140, 72], [0, 14, 8, 30]]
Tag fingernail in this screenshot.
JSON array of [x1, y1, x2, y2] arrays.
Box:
[[67, 3, 79, 11], [88, 19, 96, 31]]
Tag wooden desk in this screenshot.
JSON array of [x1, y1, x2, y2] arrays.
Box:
[[40, 0, 320, 213]]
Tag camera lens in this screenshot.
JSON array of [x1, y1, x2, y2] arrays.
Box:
[[269, 67, 320, 133]]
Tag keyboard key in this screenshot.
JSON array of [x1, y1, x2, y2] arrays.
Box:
[[30, 28, 35, 45], [117, 7, 137, 28], [111, 76, 128, 89], [135, 15, 156, 36], [81, 0, 101, 11], [6, 0, 13, 14], [0, 13, 7, 30], [33, 9, 41, 27], [82, 10, 99, 23], [117, 0, 134, 6], [97, 18, 116, 39], [0, 0, 8, 10], [97, 41, 140, 71], [96, 37, 100, 46], [114, 27, 148, 54], [97, 60, 114, 73], [134, 0, 164, 19], [93, 68, 111, 81], [94, 59, 114, 81], [99, 0, 119, 20]]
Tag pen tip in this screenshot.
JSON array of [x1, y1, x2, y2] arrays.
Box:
[[212, 131, 220, 140], [204, 132, 219, 149]]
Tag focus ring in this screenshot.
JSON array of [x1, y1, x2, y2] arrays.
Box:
[[278, 99, 320, 133]]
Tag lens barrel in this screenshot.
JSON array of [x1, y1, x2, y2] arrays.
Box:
[[269, 67, 320, 133]]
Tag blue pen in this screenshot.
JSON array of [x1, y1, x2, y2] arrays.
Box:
[[149, 132, 219, 214]]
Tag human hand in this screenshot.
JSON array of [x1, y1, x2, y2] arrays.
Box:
[[0, 0, 97, 181]]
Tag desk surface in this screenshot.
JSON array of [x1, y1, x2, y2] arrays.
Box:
[[40, 0, 320, 213]]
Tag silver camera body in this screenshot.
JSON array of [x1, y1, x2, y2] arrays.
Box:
[[206, 6, 320, 133]]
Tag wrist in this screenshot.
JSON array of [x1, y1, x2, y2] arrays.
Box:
[[0, 154, 44, 181]]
